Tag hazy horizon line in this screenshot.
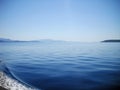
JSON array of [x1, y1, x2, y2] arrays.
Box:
[[1, 37, 120, 43]]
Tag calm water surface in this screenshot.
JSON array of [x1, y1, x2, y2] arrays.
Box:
[[0, 42, 120, 90]]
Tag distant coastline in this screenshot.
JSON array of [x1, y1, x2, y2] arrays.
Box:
[[101, 40, 120, 43], [0, 38, 66, 43], [1, 38, 120, 43], [0, 38, 19, 42]]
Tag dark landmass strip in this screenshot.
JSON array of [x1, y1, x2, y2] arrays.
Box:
[[0, 38, 12, 42], [102, 40, 120, 42], [1, 38, 120, 43], [0, 38, 65, 43]]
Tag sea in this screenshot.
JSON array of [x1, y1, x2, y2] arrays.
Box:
[[0, 41, 120, 90]]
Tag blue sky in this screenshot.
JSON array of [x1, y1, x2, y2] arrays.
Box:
[[0, 0, 120, 42]]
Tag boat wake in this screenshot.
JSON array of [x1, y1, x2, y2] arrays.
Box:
[[0, 60, 40, 90]]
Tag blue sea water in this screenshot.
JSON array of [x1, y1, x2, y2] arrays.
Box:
[[0, 42, 120, 90]]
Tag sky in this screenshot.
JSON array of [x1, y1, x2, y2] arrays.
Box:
[[0, 0, 120, 42]]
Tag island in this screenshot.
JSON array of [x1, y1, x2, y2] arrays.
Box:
[[101, 39, 120, 43]]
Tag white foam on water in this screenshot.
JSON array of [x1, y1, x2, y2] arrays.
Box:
[[0, 71, 40, 90]]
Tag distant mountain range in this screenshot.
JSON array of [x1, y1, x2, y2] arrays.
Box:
[[0, 38, 13, 42], [0, 38, 120, 43], [0, 38, 65, 42], [0, 38, 23, 42]]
